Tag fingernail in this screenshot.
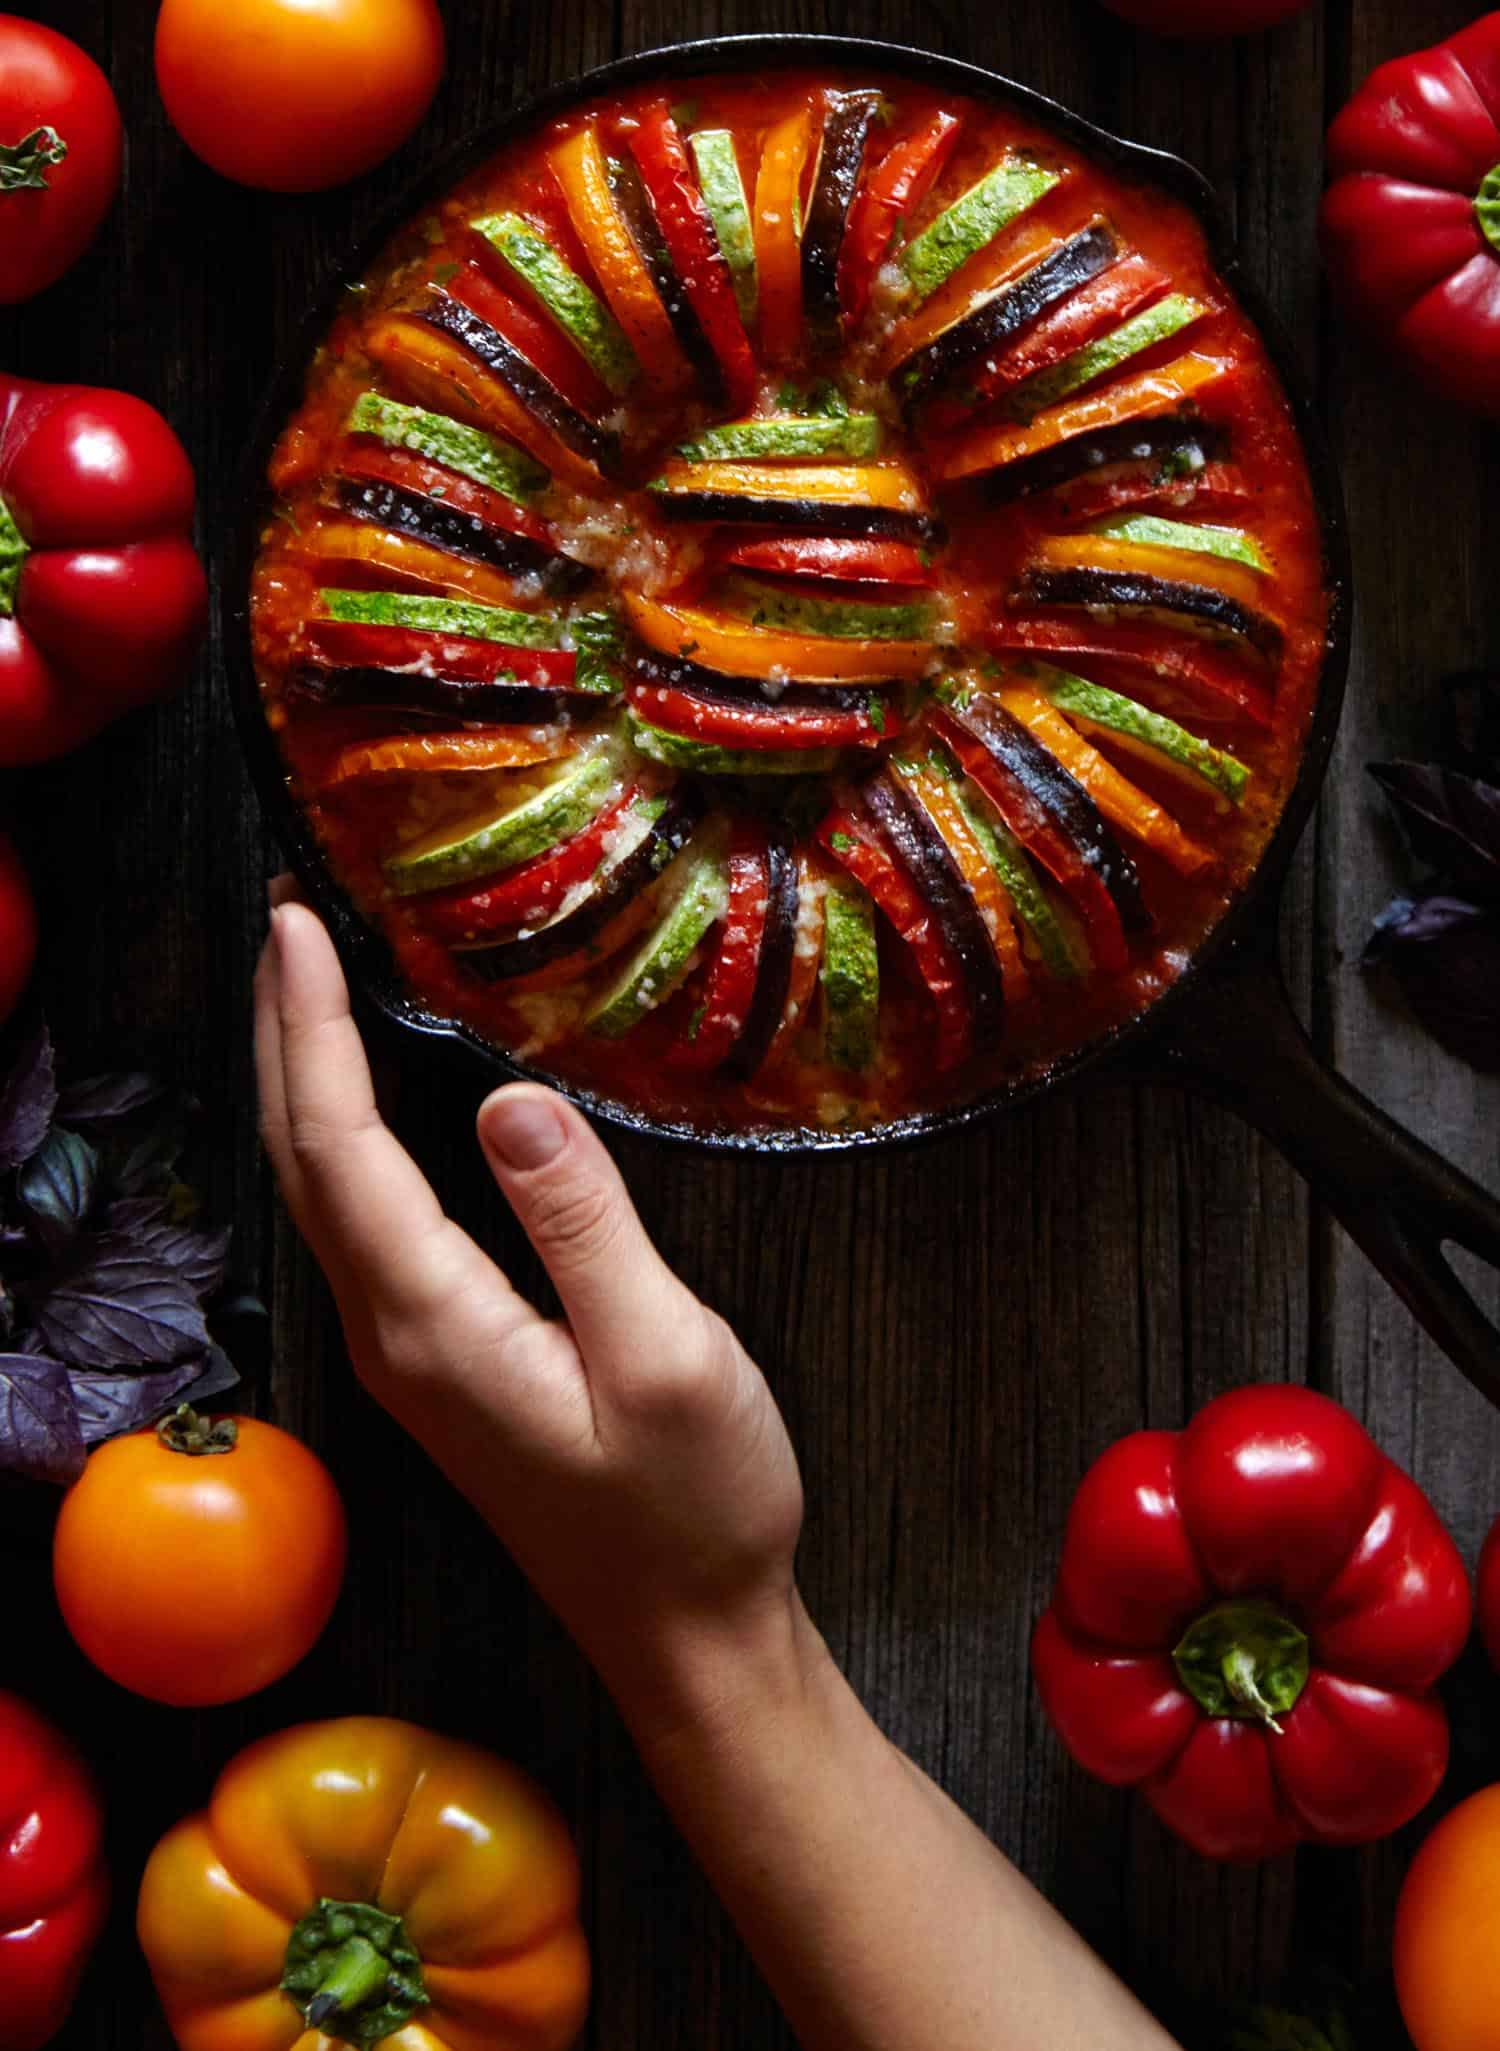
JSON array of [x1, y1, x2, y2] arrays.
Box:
[[483, 1090, 567, 1172]]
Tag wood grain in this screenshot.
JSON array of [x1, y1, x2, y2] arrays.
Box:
[[4, 3, 1497, 2046]]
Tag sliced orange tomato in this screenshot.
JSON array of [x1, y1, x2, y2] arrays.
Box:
[[622, 592, 932, 681], [997, 679, 1212, 876], [290, 514, 523, 605], [938, 350, 1236, 484], [652, 458, 925, 510], [891, 757, 1034, 1003], [755, 105, 817, 364], [1030, 530, 1268, 611], [549, 126, 694, 396], [322, 730, 574, 785]]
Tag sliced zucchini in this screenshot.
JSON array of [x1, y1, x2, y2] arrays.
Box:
[[1031, 667, 1250, 804], [586, 832, 729, 1037], [471, 213, 638, 394], [319, 588, 562, 648], [674, 414, 881, 461], [819, 875, 880, 1070], [344, 393, 546, 501], [627, 711, 842, 776], [1008, 293, 1205, 418], [725, 574, 934, 642], [689, 129, 758, 326], [900, 158, 1060, 307], [383, 749, 620, 897], [1089, 512, 1268, 573]]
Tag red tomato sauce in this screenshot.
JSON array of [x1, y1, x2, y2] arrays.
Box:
[[250, 69, 1329, 1138]]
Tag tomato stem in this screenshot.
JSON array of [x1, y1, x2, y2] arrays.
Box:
[[1172, 1598, 1309, 1729], [155, 1404, 238, 1457], [282, 1898, 429, 2048], [1477, 164, 1500, 259], [0, 125, 68, 193], [0, 494, 27, 619]]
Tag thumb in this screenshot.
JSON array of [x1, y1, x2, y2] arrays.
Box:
[[478, 1084, 705, 1371]]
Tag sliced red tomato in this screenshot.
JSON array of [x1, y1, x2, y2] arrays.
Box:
[[722, 534, 935, 586], [672, 821, 769, 1070], [303, 618, 578, 688], [1044, 460, 1253, 527], [627, 103, 758, 413], [417, 790, 638, 943], [932, 705, 1130, 975], [628, 680, 895, 750], [334, 439, 550, 542], [449, 260, 612, 417], [986, 614, 1274, 727], [817, 801, 974, 1069], [839, 109, 962, 328]]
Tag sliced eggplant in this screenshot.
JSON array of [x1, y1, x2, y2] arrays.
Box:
[[462, 787, 706, 982], [418, 293, 622, 477], [802, 90, 883, 340], [979, 413, 1231, 506], [942, 693, 1150, 934], [1013, 565, 1283, 662], [332, 478, 589, 591], [607, 152, 727, 408], [722, 822, 799, 1080], [287, 664, 615, 726], [654, 489, 940, 545], [628, 647, 885, 717], [861, 770, 1005, 1035], [896, 222, 1118, 398]]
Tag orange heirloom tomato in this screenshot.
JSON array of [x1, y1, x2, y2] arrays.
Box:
[[1394, 1782, 1500, 2051], [153, 0, 445, 194], [52, 1407, 346, 1707], [137, 1717, 590, 2051]]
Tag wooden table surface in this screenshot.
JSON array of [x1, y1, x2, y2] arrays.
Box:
[[6, 0, 1500, 2044]]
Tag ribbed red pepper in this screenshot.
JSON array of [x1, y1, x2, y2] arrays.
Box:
[[1322, 11, 1500, 417], [1033, 1386, 1473, 1862], [0, 1693, 108, 2051]]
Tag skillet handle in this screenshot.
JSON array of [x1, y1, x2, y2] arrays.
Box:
[[1153, 934, 1500, 1409]]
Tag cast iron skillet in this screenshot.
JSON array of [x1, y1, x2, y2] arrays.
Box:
[[227, 34, 1500, 1406]]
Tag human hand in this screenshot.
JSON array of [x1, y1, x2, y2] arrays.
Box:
[[253, 891, 810, 1735]]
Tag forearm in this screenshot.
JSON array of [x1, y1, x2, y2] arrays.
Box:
[[619, 1597, 1178, 2051]]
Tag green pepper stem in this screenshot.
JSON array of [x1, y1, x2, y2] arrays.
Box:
[[1477, 164, 1500, 259], [0, 494, 28, 620], [1172, 1598, 1309, 1727], [303, 1938, 392, 2026], [1221, 1646, 1285, 1733]]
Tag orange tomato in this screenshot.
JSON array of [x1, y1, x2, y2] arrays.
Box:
[[153, 0, 445, 193], [52, 1409, 346, 1706], [1394, 1783, 1500, 2051]]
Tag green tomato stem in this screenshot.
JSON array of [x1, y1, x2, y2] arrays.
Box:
[[0, 125, 68, 194]]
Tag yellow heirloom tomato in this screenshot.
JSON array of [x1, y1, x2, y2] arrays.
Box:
[[137, 1718, 589, 2051]]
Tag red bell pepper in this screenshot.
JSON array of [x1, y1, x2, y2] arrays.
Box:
[[0, 1692, 109, 2051], [1032, 1385, 1472, 1862], [722, 534, 935, 586], [627, 105, 758, 413], [1322, 12, 1500, 418], [0, 374, 207, 764], [839, 109, 962, 327]]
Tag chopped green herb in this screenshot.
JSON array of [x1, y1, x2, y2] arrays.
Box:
[[830, 831, 855, 853], [430, 261, 459, 286], [271, 503, 301, 535]]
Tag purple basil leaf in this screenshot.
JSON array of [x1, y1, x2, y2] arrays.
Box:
[[31, 1232, 210, 1369], [102, 1196, 230, 1300], [0, 1351, 85, 1484], [1441, 670, 1500, 776], [68, 1358, 208, 1445], [18, 1128, 100, 1255], [1368, 761, 1500, 900], [57, 1071, 166, 1127], [1363, 894, 1500, 1072], [0, 1017, 56, 1174], [114, 1105, 190, 1197]]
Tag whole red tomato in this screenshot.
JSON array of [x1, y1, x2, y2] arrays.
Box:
[[1096, 0, 1311, 33], [1480, 1512, 1500, 1670], [1394, 1782, 1500, 2051], [154, 0, 445, 193], [0, 832, 36, 1025], [0, 16, 122, 304], [53, 1406, 347, 1706], [0, 373, 206, 763]]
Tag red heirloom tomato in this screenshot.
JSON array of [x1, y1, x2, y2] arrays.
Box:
[[1480, 1510, 1500, 1669], [1095, 0, 1311, 36], [1394, 1783, 1500, 2051], [53, 1407, 347, 1707], [0, 16, 122, 305], [0, 373, 207, 764], [0, 832, 36, 1026], [1032, 1385, 1472, 1861], [154, 0, 445, 193], [0, 1692, 109, 2051], [1322, 13, 1500, 418]]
